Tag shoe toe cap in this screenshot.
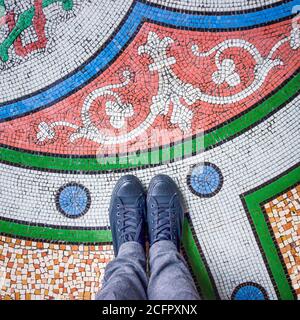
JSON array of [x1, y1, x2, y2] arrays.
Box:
[[115, 175, 144, 197], [149, 174, 178, 197]]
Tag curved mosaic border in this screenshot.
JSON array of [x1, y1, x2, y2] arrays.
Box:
[[147, 0, 289, 13], [182, 216, 219, 300], [0, 217, 111, 243], [0, 0, 298, 121], [241, 163, 300, 300], [0, 70, 298, 171]]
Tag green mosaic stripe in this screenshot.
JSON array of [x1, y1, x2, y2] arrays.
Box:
[[182, 219, 217, 300], [0, 72, 299, 171], [0, 0, 73, 62], [0, 219, 112, 243], [243, 165, 300, 300]]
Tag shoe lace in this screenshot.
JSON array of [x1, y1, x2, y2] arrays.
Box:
[[152, 199, 176, 241], [117, 203, 141, 242]]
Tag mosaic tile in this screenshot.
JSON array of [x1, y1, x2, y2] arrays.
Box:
[[187, 162, 223, 198], [231, 282, 268, 300], [264, 184, 300, 298], [0, 0, 299, 300], [150, 0, 284, 11], [0, 235, 114, 300], [1, 18, 299, 157], [0, 0, 133, 101]]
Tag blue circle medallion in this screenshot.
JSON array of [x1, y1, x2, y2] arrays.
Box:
[[56, 182, 91, 218], [187, 162, 223, 197], [232, 282, 268, 300]]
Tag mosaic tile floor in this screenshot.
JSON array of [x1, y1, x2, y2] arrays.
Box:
[[0, 0, 299, 300]]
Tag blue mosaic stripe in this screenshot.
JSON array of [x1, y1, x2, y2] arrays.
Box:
[[0, 0, 298, 121]]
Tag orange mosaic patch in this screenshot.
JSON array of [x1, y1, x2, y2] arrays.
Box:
[[0, 235, 114, 300], [264, 184, 300, 298]]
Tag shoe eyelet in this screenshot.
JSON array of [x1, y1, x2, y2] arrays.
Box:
[[117, 212, 120, 216], [151, 204, 154, 208], [117, 204, 120, 208]]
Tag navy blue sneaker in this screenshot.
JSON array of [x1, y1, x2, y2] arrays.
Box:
[[109, 175, 146, 255], [147, 174, 184, 250]]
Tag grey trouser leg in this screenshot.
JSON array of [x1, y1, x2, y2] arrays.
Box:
[[147, 240, 200, 300], [96, 241, 148, 300], [96, 240, 200, 300]]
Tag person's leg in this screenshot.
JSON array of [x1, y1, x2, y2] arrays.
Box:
[[96, 175, 148, 300], [148, 240, 200, 300], [96, 242, 147, 300], [146, 175, 200, 300]]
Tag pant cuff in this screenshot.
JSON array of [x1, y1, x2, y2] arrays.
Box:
[[118, 241, 145, 257], [149, 240, 177, 257]]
